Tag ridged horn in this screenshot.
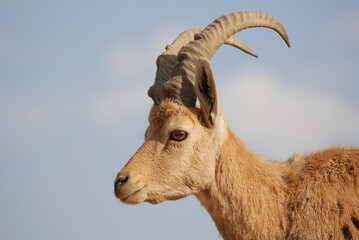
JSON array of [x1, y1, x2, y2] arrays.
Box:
[[148, 29, 198, 104], [163, 11, 290, 107], [148, 28, 258, 104]]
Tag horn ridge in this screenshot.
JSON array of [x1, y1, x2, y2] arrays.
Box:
[[148, 29, 202, 104]]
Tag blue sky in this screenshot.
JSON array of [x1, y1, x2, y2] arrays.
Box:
[[1, 0, 359, 239]]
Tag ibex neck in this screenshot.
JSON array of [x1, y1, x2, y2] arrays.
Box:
[[196, 130, 289, 240]]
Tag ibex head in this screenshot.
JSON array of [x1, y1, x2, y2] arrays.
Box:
[[114, 12, 290, 204]]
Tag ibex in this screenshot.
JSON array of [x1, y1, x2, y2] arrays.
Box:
[[114, 12, 359, 239]]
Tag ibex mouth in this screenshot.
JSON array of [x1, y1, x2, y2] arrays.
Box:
[[115, 186, 146, 205]]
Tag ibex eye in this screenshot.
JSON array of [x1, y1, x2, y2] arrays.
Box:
[[170, 130, 188, 141]]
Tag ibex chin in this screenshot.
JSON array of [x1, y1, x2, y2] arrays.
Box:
[[114, 12, 359, 239]]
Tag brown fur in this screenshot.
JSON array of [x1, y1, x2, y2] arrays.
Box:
[[286, 147, 359, 239]]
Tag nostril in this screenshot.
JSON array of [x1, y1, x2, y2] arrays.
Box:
[[120, 176, 128, 184], [114, 176, 129, 189]]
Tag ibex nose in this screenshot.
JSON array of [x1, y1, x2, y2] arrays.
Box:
[[114, 173, 129, 190]]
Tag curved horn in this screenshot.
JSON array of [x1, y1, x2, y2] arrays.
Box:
[[163, 11, 290, 107], [148, 28, 258, 104]]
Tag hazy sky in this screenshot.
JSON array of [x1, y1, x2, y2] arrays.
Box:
[[1, 0, 359, 239]]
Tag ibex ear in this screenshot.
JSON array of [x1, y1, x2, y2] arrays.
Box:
[[194, 57, 220, 127]]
